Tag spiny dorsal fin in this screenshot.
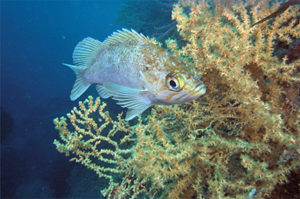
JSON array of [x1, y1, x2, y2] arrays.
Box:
[[72, 37, 102, 67], [103, 28, 150, 46]]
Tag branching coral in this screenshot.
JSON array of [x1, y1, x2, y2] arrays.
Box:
[[54, 0, 300, 198], [53, 96, 143, 198], [117, 0, 178, 41]]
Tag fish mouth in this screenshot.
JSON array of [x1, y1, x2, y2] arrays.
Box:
[[192, 83, 206, 97]]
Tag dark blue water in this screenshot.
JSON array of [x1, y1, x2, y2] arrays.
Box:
[[1, 1, 124, 198]]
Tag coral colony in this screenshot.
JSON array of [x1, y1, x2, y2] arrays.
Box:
[[54, 0, 300, 198]]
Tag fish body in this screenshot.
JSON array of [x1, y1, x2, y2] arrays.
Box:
[[64, 29, 206, 120], [252, 0, 300, 27]]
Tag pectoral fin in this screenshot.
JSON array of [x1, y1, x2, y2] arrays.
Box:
[[96, 84, 112, 99], [103, 82, 151, 120]]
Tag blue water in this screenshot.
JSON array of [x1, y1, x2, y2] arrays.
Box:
[[1, 1, 125, 198]]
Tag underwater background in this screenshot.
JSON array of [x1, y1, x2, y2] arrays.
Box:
[[1, 0, 178, 198], [1, 0, 121, 198], [1, 0, 300, 199]]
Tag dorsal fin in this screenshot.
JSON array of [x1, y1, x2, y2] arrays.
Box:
[[103, 28, 150, 46], [72, 37, 102, 67]]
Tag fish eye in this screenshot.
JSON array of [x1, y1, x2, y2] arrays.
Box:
[[166, 73, 182, 91], [169, 79, 177, 88]]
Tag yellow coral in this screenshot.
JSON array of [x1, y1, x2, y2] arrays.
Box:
[[54, 1, 300, 198], [54, 96, 140, 197]]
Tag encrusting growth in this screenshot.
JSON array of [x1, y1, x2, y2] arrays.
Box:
[[54, 0, 300, 198]]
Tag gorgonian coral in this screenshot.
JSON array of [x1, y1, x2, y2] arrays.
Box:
[[54, 0, 300, 198]]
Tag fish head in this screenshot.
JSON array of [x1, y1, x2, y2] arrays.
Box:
[[140, 46, 206, 105], [143, 70, 206, 105]]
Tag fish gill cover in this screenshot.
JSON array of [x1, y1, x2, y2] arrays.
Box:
[[54, 0, 300, 198]]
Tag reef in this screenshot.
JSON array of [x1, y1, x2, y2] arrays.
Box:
[[54, 0, 300, 198], [117, 0, 179, 41]]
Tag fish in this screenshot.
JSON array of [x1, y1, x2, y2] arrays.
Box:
[[63, 29, 206, 121], [252, 0, 300, 27]]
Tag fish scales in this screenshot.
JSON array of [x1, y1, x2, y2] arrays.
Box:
[[64, 29, 206, 120], [85, 42, 146, 89]]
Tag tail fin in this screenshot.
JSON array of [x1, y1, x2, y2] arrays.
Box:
[[64, 37, 102, 101], [63, 63, 90, 101]]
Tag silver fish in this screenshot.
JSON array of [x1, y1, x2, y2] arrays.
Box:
[[64, 29, 206, 120]]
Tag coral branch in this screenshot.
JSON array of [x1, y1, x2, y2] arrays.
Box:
[[54, 1, 300, 198]]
